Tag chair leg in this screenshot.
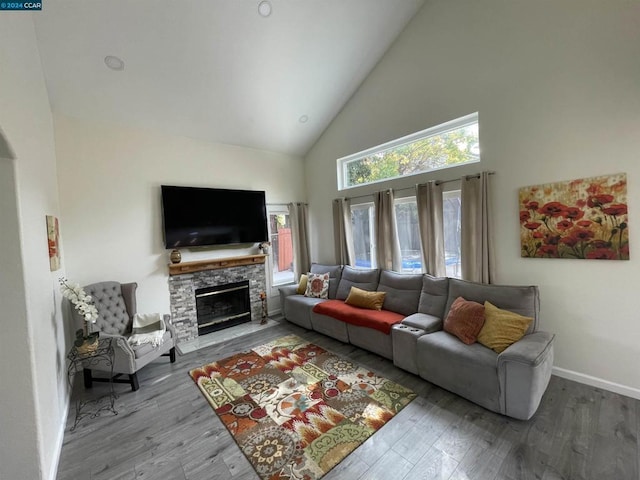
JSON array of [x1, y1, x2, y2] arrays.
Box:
[[169, 347, 176, 363], [129, 373, 139, 391], [83, 368, 93, 388]]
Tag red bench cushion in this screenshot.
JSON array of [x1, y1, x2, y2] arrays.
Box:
[[312, 299, 405, 335]]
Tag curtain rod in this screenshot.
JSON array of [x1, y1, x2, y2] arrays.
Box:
[[266, 202, 308, 206], [341, 171, 495, 201], [435, 171, 495, 186]]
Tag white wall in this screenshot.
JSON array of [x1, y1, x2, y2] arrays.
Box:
[[0, 15, 67, 480], [305, 0, 640, 395], [55, 114, 306, 316]]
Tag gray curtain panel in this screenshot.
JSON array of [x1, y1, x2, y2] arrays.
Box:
[[416, 181, 445, 277], [461, 171, 495, 283], [332, 197, 354, 266], [374, 189, 402, 271], [288, 202, 311, 279]]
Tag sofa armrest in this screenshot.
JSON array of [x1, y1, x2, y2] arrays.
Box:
[[164, 314, 177, 341], [81, 333, 136, 374], [401, 312, 442, 333], [278, 285, 300, 318], [497, 331, 555, 420], [498, 331, 554, 366]]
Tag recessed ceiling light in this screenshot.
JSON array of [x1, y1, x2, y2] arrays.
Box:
[[104, 55, 125, 71], [258, 1, 271, 17], [298, 115, 309, 123]]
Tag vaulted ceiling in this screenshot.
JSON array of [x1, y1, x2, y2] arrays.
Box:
[[33, 0, 425, 156]]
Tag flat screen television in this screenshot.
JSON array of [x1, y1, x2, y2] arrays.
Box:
[[161, 185, 268, 248]]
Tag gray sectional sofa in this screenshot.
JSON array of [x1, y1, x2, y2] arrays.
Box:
[[279, 264, 555, 420]]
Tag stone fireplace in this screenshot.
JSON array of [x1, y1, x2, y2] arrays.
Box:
[[168, 255, 267, 344]]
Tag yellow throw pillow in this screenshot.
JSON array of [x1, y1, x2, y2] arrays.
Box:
[[296, 274, 308, 295], [477, 301, 533, 353], [345, 286, 386, 311]]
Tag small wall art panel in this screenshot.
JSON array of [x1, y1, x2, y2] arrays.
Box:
[[46, 215, 61, 271], [519, 173, 629, 260]]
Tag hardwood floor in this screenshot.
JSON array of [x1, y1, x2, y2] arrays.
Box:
[[56, 319, 639, 480]]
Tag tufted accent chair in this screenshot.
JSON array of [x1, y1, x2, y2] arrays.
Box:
[[70, 281, 176, 391]]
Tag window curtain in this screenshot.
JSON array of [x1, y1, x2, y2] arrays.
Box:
[[460, 172, 494, 283], [373, 189, 402, 271], [416, 181, 445, 277], [332, 197, 354, 266], [288, 202, 311, 279]]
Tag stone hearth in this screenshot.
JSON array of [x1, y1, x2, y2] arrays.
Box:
[[168, 256, 267, 344]]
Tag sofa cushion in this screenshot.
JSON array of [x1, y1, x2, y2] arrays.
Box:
[[377, 270, 423, 315], [444, 278, 539, 333], [304, 273, 329, 299], [443, 297, 486, 345], [312, 299, 404, 334], [336, 266, 380, 300], [478, 301, 533, 353], [416, 331, 500, 413], [345, 287, 386, 310], [418, 275, 449, 317], [310, 264, 343, 299]]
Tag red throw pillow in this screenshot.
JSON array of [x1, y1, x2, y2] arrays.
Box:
[[443, 296, 485, 345]]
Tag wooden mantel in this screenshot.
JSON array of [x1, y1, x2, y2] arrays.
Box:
[[168, 254, 267, 276]]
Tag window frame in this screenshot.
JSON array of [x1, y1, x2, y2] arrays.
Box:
[[393, 196, 422, 273], [349, 192, 464, 276], [350, 202, 376, 269], [442, 189, 462, 279], [337, 112, 479, 191], [266, 206, 295, 296]]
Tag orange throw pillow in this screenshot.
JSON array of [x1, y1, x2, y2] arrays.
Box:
[[477, 301, 533, 353], [443, 296, 485, 345], [296, 274, 308, 295], [345, 287, 386, 311]]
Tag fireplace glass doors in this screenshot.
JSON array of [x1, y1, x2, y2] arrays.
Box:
[[195, 280, 250, 335]]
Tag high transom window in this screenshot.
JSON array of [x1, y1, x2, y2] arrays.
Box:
[[337, 113, 479, 190]]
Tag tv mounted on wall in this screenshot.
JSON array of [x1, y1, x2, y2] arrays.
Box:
[[161, 185, 268, 248]]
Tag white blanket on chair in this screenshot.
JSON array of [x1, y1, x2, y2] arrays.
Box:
[[128, 313, 166, 347]]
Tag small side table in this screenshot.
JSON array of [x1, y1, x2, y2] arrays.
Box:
[[67, 337, 118, 431]]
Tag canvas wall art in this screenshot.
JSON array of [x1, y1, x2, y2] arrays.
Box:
[[519, 173, 629, 260], [46, 215, 61, 271]]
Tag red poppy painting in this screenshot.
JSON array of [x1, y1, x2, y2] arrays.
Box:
[[519, 173, 629, 260]]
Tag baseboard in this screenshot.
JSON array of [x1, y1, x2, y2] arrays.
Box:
[[48, 386, 70, 480], [552, 366, 640, 400]]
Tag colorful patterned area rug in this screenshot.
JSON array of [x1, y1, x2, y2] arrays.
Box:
[[189, 334, 416, 480]]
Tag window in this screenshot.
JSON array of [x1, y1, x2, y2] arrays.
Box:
[[351, 192, 462, 276], [394, 198, 421, 273], [443, 190, 462, 278], [351, 203, 375, 268], [337, 113, 479, 190], [267, 210, 295, 286]]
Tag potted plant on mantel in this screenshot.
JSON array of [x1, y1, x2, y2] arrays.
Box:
[[59, 278, 100, 355]]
